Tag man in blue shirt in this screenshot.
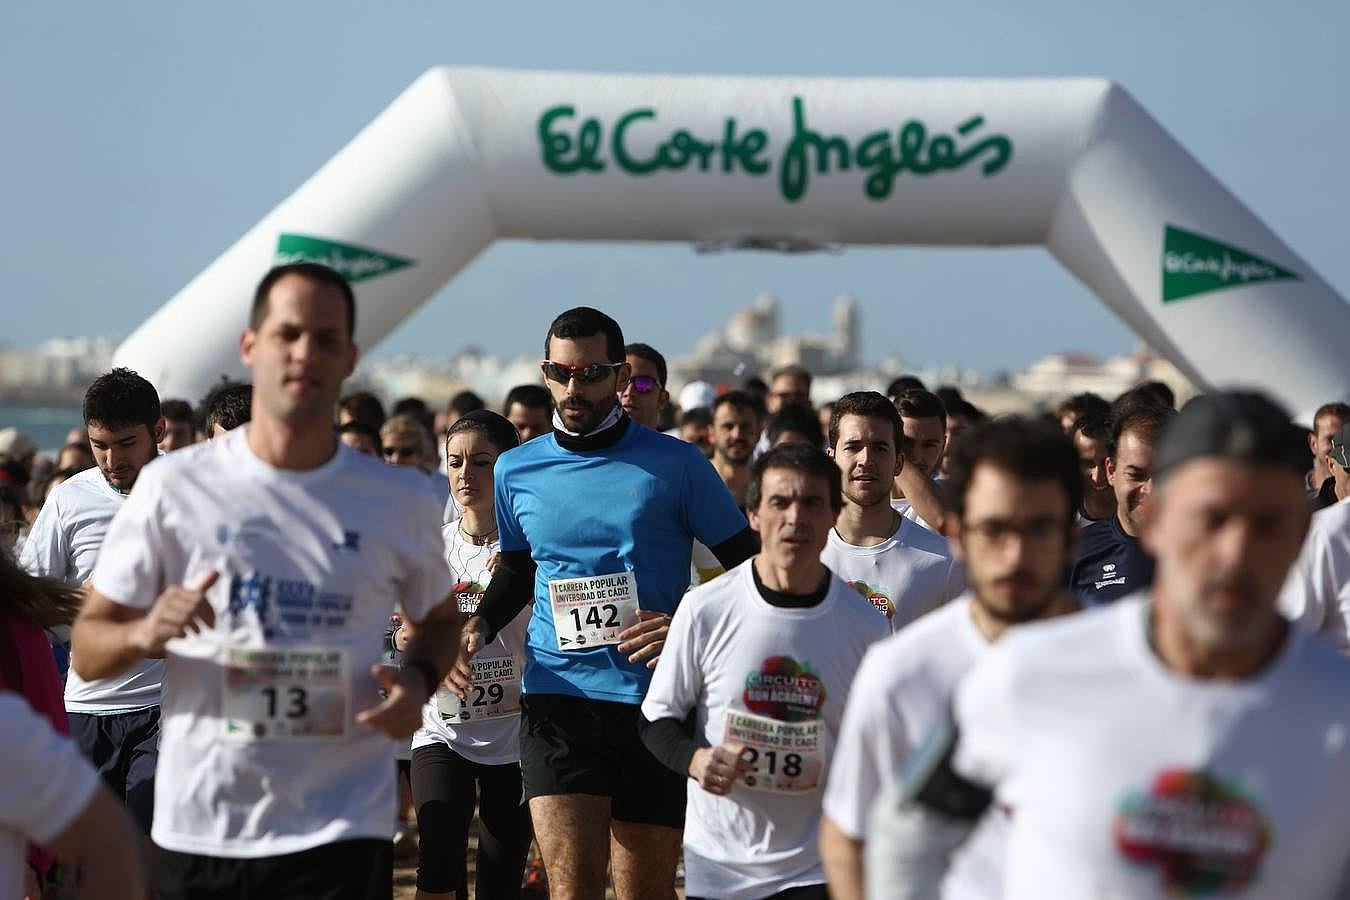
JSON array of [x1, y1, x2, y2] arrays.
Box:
[[465, 307, 756, 900], [1068, 403, 1174, 606]]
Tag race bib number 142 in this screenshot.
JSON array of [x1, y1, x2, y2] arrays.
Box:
[[549, 572, 641, 651]]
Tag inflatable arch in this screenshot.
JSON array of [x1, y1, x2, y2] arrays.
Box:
[[115, 67, 1350, 420]]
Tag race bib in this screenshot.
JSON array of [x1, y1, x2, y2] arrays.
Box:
[[434, 655, 521, 723], [724, 709, 824, 794], [549, 572, 641, 651], [222, 647, 348, 741]]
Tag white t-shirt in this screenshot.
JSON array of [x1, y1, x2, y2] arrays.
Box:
[[0, 692, 101, 900], [642, 560, 889, 900], [950, 596, 1350, 898], [891, 497, 938, 533], [20, 466, 164, 712], [1279, 497, 1350, 651], [823, 596, 1005, 898], [90, 428, 454, 858], [428, 470, 452, 517], [820, 517, 965, 632], [411, 526, 530, 766]]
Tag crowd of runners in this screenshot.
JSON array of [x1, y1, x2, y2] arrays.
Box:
[[4, 261, 1350, 899]]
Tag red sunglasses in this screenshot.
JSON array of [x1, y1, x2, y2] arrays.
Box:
[[540, 360, 623, 385]]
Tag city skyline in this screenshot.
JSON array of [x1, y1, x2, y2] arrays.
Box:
[[0, 291, 1190, 416]]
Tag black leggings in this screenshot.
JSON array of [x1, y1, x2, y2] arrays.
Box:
[[410, 743, 531, 898]]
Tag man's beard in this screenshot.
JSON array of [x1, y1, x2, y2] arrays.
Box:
[[977, 573, 1059, 625], [556, 394, 614, 434], [1177, 576, 1274, 653], [844, 475, 891, 509]]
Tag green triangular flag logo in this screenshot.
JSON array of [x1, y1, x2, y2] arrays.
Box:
[[1161, 225, 1297, 303], [275, 233, 414, 284]]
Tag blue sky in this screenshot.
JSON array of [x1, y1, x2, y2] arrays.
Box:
[[4, 2, 1348, 374]]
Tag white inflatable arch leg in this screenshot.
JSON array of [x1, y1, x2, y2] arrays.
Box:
[[115, 68, 1350, 420]]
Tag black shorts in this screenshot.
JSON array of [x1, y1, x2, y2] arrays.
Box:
[[153, 838, 391, 900], [519, 692, 686, 828]]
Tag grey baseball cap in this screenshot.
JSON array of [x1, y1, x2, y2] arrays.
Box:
[[1154, 391, 1310, 479]]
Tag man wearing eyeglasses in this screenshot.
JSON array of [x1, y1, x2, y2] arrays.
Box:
[[866, 392, 1350, 899], [462, 306, 757, 900], [619, 342, 670, 430], [821, 418, 1081, 900]]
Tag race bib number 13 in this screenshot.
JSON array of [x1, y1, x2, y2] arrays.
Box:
[[223, 647, 348, 741], [549, 572, 641, 651]]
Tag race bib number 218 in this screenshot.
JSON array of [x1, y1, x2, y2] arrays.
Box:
[[724, 709, 823, 794]]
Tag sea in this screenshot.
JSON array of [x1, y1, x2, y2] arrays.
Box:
[[0, 405, 84, 454]]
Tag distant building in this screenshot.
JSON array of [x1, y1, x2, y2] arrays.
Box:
[[670, 293, 872, 398], [0, 336, 119, 403], [2, 317, 1199, 422], [357, 347, 542, 411], [1009, 346, 1198, 407]]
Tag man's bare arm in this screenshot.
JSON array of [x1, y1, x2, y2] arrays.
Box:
[[820, 815, 865, 900], [896, 462, 948, 533], [71, 574, 217, 681]]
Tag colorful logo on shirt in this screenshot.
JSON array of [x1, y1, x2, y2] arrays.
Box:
[[453, 580, 487, 615], [1114, 769, 1271, 895], [226, 571, 354, 639], [848, 580, 894, 619], [743, 656, 826, 722]]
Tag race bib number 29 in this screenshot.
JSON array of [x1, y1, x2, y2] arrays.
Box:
[[549, 572, 641, 651], [435, 656, 521, 723], [223, 647, 348, 741]]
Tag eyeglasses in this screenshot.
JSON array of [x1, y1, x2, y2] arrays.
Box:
[[383, 446, 420, 459], [540, 360, 623, 385], [961, 518, 1066, 546], [628, 375, 661, 394]]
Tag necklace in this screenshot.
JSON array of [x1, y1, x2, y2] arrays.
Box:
[[459, 522, 498, 546]]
